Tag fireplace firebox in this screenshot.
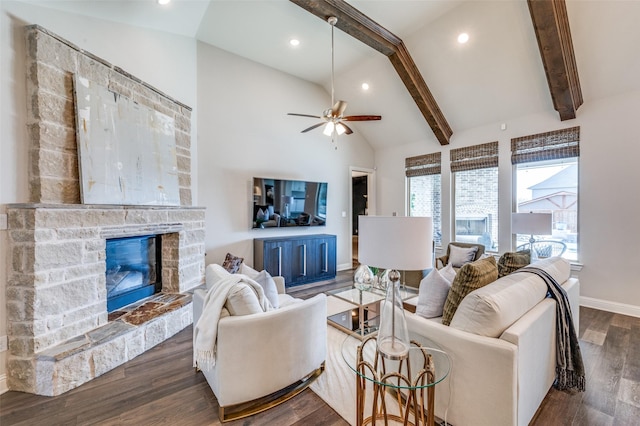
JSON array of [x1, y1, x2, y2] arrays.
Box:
[[106, 235, 161, 312]]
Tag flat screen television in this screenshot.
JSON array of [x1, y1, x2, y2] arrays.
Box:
[[252, 177, 328, 229]]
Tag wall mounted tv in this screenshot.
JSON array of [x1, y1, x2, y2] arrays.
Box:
[[252, 177, 328, 229]]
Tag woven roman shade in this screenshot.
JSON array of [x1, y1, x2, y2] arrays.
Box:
[[450, 141, 499, 172], [511, 126, 580, 164], [405, 152, 441, 177]]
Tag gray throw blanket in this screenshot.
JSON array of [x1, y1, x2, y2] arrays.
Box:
[[520, 266, 586, 392]]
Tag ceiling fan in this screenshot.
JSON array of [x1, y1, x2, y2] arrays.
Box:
[[288, 16, 381, 143]]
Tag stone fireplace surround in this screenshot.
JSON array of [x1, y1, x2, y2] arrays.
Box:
[[4, 26, 205, 396]]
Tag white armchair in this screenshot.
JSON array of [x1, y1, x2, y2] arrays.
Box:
[[192, 263, 326, 422]]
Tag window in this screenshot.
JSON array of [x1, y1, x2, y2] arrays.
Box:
[[451, 142, 499, 252], [511, 127, 580, 261], [406, 153, 442, 246]]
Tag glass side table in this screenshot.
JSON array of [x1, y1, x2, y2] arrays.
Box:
[[342, 333, 451, 426]]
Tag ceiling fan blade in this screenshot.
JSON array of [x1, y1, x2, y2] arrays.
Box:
[[331, 100, 348, 117], [301, 122, 326, 133], [342, 115, 382, 121], [338, 122, 354, 135], [288, 113, 322, 119]]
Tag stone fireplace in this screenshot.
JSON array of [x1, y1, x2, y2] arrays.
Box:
[[5, 26, 205, 396]]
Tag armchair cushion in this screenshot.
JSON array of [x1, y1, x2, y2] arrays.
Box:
[[448, 244, 479, 268], [442, 256, 498, 326], [253, 269, 279, 308], [226, 283, 268, 316]]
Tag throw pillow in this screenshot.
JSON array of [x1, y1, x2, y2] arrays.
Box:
[[416, 268, 453, 319], [222, 252, 244, 274], [442, 256, 498, 326], [253, 269, 279, 309], [225, 283, 267, 315], [497, 250, 531, 278], [440, 263, 457, 283], [448, 245, 479, 268]]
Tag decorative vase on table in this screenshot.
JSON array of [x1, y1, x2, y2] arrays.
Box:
[[353, 264, 373, 292]]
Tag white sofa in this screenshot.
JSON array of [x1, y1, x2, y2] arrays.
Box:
[[192, 263, 327, 421], [404, 256, 580, 426]]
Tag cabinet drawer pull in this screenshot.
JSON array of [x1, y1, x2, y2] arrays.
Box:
[[322, 242, 328, 272], [302, 244, 307, 276], [277, 246, 282, 277]]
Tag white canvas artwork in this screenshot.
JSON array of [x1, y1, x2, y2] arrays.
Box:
[[74, 75, 181, 206]]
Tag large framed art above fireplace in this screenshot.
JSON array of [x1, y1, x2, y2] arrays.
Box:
[[4, 26, 205, 396]]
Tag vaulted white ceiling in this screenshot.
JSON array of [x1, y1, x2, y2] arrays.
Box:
[[17, 0, 640, 150]]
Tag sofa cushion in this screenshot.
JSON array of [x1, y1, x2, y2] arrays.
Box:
[[416, 264, 457, 319], [442, 256, 498, 326], [278, 293, 304, 307], [222, 252, 244, 273], [253, 269, 279, 309], [498, 250, 531, 278], [448, 244, 479, 268], [225, 283, 267, 316], [449, 271, 548, 337], [449, 256, 571, 337]]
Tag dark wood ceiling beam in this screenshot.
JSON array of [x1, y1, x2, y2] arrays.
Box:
[[528, 0, 583, 120], [290, 0, 452, 145]]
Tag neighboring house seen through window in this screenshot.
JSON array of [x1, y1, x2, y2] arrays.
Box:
[[406, 153, 442, 247], [452, 142, 500, 252], [512, 126, 580, 261]]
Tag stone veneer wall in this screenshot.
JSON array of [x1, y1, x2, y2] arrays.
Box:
[[25, 25, 193, 205], [3, 26, 205, 395]]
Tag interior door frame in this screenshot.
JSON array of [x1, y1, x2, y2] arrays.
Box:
[[349, 166, 376, 266]]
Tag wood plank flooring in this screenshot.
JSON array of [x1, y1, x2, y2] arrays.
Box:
[[1, 270, 639, 425]]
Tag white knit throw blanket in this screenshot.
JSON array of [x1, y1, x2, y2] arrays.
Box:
[[193, 274, 272, 370]]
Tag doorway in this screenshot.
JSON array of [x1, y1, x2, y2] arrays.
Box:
[[350, 168, 375, 268]]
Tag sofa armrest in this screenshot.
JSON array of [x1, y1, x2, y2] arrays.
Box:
[[435, 255, 448, 269], [405, 313, 518, 426]]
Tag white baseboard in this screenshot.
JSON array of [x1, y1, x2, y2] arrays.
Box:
[[337, 263, 352, 272], [0, 373, 8, 395], [580, 296, 640, 318]]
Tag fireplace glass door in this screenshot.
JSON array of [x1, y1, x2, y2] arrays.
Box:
[[106, 235, 160, 312]]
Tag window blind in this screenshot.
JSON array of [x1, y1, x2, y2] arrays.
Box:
[[511, 126, 580, 164], [405, 152, 441, 177], [450, 141, 499, 172]]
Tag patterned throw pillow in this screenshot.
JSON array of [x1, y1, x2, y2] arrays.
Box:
[[442, 256, 498, 326], [222, 252, 244, 274], [497, 250, 531, 278]]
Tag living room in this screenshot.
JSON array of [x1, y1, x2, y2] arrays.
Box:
[[1, 0, 639, 423]]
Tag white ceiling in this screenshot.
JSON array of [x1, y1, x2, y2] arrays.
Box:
[[17, 0, 640, 150]]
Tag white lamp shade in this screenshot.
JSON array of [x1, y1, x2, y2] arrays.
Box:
[[358, 216, 433, 270], [512, 212, 552, 235]]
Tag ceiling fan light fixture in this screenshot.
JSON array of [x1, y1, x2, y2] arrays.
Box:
[[323, 122, 335, 136], [336, 123, 347, 135]]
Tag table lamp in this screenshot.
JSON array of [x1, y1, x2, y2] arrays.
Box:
[[358, 215, 433, 359], [512, 212, 552, 256]]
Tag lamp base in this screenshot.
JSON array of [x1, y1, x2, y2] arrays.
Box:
[[377, 337, 409, 360]]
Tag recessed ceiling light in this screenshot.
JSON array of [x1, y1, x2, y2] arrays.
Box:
[[361, 83, 370, 91], [157, 0, 171, 5], [457, 33, 469, 44], [289, 39, 300, 47]]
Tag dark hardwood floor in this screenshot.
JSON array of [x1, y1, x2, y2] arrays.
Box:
[[1, 270, 639, 425]]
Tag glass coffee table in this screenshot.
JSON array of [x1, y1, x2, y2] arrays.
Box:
[[326, 286, 418, 339]]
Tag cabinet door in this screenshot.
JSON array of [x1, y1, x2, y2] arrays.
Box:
[[263, 240, 291, 283], [289, 238, 312, 285], [313, 236, 337, 280]]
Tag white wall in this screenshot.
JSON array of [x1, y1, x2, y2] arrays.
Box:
[[375, 90, 640, 316], [0, 1, 198, 393], [196, 42, 375, 268]]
